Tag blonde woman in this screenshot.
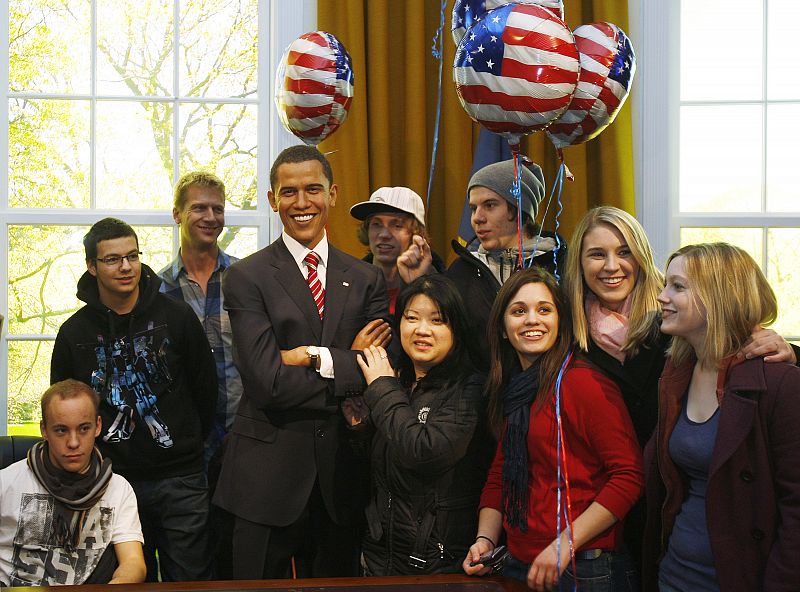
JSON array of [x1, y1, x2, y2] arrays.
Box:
[[642, 243, 800, 591], [564, 206, 797, 447]]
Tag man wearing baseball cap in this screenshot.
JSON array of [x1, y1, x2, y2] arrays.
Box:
[[446, 159, 567, 368], [350, 187, 445, 314]]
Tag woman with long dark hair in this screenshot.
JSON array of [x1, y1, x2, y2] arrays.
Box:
[[463, 267, 643, 591], [356, 275, 493, 575]]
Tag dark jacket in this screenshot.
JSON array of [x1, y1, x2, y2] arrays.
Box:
[[642, 357, 800, 591], [51, 265, 217, 481], [445, 232, 566, 370], [361, 373, 493, 575]]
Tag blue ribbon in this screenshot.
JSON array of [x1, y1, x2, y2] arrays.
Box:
[[554, 350, 576, 592], [426, 0, 448, 212]]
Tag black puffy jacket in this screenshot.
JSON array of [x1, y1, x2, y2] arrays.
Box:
[[361, 373, 493, 575]]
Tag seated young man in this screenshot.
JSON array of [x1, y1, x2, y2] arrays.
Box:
[[0, 380, 145, 586]]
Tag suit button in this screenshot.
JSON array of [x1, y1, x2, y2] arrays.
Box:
[[751, 529, 764, 540], [740, 470, 754, 483], [316, 428, 325, 438]]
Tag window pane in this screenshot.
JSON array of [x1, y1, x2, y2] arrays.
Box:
[[8, 340, 55, 431], [8, 225, 87, 335], [180, 0, 258, 98], [766, 103, 800, 212], [9, 0, 91, 94], [219, 227, 258, 259], [96, 0, 173, 96], [767, 1, 800, 100], [179, 103, 257, 211], [680, 0, 763, 101], [680, 105, 762, 213], [96, 101, 173, 209], [133, 226, 174, 273], [679, 227, 763, 264], [9, 99, 90, 208], [768, 228, 800, 337], [7, 225, 174, 337]]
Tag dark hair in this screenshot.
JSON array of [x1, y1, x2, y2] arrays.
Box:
[[84, 217, 139, 261], [504, 202, 541, 239], [394, 275, 476, 386], [269, 145, 333, 191], [485, 267, 573, 437], [41, 379, 100, 424], [174, 170, 226, 210]]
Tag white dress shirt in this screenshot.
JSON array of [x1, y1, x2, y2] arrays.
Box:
[[282, 231, 335, 378]]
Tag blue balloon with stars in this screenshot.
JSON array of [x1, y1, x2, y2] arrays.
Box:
[[451, 0, 565, 46]]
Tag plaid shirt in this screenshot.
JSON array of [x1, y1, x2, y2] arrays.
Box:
[[159, 249, 242, 465]]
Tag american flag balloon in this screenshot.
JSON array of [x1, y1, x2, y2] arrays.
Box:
[[452, 0, 565, 46], [453, 3, 579, 147], [546, 22, 635, 150], [274, 31, 354, 146]]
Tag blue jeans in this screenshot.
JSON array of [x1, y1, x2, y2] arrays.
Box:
[[131, 472, 213, 582], [504, 547, 639, 592]]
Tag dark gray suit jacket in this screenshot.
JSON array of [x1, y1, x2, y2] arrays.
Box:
[[213, 237, 388, 527]]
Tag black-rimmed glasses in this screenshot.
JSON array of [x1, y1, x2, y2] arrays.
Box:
[[94, 251, 142, 266]]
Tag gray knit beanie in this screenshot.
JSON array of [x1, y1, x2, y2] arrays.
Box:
[[467, 159, 545, 222]]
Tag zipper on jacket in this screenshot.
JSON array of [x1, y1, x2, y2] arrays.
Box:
[[386, 491, 394, 574]]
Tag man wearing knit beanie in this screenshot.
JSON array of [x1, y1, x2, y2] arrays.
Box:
[[445, 158, 567, 369]]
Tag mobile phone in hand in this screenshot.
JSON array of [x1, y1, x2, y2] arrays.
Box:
[[470, 545, 507, 567]]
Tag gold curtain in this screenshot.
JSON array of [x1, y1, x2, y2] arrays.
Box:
[[316, 0, 635, 262]]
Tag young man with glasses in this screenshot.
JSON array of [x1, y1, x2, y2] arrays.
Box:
[[51, 217, 217, 583]]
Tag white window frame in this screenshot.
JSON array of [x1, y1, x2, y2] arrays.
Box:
[[631, 0, 799, 343], [0, 0, 317, 432]]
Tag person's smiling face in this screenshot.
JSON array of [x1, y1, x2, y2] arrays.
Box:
[[400, 294, 454, 379], [174, 185, 225, 250], [269, 159, 337, 249], [503, 281, 559, 370], [580, 222, 640, 311], [658, 255, 708, 346]]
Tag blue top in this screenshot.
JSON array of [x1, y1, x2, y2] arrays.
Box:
[[659, 397, 721, 591]]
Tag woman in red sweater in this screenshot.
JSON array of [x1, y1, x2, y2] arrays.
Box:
[[463, 267, 644, 591]]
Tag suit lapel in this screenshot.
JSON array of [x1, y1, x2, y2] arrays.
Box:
[[272, 239, 323, 341], [709, 393, 756, 478], [321, 248, 350, 346]]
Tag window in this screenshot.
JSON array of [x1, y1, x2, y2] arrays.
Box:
[[2, 0, 317, 433], [633, 0, 800, 345]]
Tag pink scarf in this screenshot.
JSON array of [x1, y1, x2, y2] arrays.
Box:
[[586, 292, 633, 363]]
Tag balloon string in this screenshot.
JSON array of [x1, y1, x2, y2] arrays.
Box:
[[426, 0, 447, 213], [554, 350, 577, 592], [552, 162, 565, 282], [512, 153, 524, 268], [528, 162, 565, 275]]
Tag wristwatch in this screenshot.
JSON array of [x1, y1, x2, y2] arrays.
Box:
[[306, 346, 320, 371]]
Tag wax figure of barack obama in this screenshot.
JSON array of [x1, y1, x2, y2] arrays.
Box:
[[213, 145, 391, 579]]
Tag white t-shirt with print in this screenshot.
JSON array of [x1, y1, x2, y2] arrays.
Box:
[[0, 459, 143, 586]]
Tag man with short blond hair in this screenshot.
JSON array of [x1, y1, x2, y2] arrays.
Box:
[[159, 171, 242, 466], [0, 379, 145, 587]]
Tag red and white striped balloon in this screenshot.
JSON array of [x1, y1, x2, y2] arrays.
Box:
[[453, 2, 579, 149], [546, 22, 636, 150], [274, 31, 354, 146]]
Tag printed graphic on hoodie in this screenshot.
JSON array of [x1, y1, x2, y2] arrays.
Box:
[[89, 321, 173, 448]]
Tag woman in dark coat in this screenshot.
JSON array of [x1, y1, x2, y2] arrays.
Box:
[[355, 275, 493, 575], [643, 243, 800, 591]]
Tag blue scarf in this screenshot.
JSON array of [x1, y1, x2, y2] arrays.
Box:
[[502, 359, 540, 531]]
